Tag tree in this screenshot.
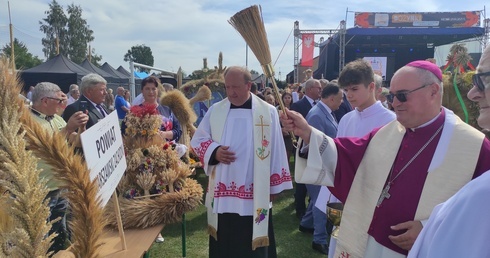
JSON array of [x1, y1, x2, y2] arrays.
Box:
[[2, 38, 43, 69], [124, 45, 154, 73], [88, 47, 102, 66], [39, 1, 99, 62], [66, 3, 94, 63], [39, 0, 67, 58]]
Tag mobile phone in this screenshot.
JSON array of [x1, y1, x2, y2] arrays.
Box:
[[79, 101, 88, 112]]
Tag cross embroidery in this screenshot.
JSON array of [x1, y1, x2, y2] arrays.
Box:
[[255, 115, 270, 160]]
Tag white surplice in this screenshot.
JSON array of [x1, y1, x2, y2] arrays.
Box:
[[191, 98, 292, 217], [408, 170, 490, 258]]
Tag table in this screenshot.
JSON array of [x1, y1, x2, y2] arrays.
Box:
[[99, 224, 164, 258]]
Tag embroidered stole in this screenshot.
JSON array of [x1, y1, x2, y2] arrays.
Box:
[[334, 109, 484, 258], [207, 94, 272, 250]]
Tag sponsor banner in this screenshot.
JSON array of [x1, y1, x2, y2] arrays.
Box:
[[355, 11, 480, 28], [301, 33, 314, 67]]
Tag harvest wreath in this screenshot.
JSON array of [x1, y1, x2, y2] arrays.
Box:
[[105, 104, 203, 228]]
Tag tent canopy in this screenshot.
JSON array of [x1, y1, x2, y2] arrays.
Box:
[[117, 66, 131, 77], [80, 59, 118, 83], [100, 62, 130, 86], [20, 54, 91, 93]]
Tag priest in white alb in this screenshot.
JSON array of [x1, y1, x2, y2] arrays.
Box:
[[281, 60, 490, 258], [191, 66, 292, 258]]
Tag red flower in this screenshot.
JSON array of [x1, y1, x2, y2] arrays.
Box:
[[262, 139, 269, 147], [130, 104, 159, 117]]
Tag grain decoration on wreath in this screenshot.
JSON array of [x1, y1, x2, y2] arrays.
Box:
[[105, 104, 203, 229]]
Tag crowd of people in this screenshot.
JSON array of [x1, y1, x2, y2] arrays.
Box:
[[23, 73, 182, 255], [18, 44, 490, 257]]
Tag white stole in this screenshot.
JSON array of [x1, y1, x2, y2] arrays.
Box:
[[334, 109, 484, 258], [207, 94, 272, 250]]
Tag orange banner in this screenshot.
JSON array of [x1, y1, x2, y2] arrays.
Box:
[[301, 34, 314, 67]]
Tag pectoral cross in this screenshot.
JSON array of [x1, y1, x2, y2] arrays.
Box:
[[376, 183, 391, 207]]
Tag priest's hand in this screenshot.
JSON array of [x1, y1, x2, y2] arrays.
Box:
[[388, 220, 423, 250], [216, 146, 236, 165], [279, 108, 312, 143]]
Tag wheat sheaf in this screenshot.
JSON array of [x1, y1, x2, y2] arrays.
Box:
[[0, 58, 105, 257]]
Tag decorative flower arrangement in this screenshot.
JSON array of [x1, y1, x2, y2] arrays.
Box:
[[108, 103, 203, 229], [123, 104, 161, 138]]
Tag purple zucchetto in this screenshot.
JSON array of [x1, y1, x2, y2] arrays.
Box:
[[406, 60, 443, 82]]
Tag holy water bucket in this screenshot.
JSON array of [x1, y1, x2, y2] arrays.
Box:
[[326, 202, 344, 239]]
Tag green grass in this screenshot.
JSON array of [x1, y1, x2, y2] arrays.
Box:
[[148, 160, 327, 258]]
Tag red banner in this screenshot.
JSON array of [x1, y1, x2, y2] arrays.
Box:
[[301, 34, 314, 67]]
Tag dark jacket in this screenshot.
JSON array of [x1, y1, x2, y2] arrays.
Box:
[[291, 97, 313, 118], [62, 95, 108, 130]]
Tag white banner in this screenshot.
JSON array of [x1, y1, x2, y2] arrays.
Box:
[[80, 111, 127, 207], [363, 56, 388, 80]]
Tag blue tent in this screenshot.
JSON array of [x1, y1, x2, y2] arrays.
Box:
[[134, 71, 149, 79]]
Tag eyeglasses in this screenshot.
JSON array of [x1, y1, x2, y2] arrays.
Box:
[[44, 97, 66, 104], [386, 83, 431, 103], [472, 71, 490, 92]]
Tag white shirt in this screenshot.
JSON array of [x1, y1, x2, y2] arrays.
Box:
[[132, 93, 144, 106], [67, 96, 76, 105], [337, 101, 395, 138]]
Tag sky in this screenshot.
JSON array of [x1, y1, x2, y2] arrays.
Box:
[[0, 0, 487, 79]]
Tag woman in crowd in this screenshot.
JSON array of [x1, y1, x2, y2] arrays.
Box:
[[124, 89, 131, 107], [105, 88, 115, 112], [279, 92, 294, 162], [140, 76, 182, 142], [125, 76, 182, 244]]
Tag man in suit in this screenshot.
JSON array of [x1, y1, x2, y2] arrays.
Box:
[[290, 79, 322, 219], [63, 73, 108, 130], [300, 83, 343, 254]]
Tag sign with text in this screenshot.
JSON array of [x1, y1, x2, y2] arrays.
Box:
[[355, 11, 480, 28], [80, 111, 127, 207]]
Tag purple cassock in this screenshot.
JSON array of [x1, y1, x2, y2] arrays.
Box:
[[329, 109, 490, 255]]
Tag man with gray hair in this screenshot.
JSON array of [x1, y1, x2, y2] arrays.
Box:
[[374, 74, 384, 101], [291, 78, 322, 220], [162, 82, 174, 92], [114, 86, 130, 123], [66, 84, 79, 105], [63, 73, 108, 129], [30, 82, 88, 254]]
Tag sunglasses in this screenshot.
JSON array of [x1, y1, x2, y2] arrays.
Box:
[[472, 71, 490, 91], [44, 97, 66, 104], [386, 83, 431, 103]]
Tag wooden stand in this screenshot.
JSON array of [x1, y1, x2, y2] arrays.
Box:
[[98, 224, 164, 258]]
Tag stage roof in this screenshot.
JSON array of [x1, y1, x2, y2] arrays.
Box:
[[336, 27, 485, 47]]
